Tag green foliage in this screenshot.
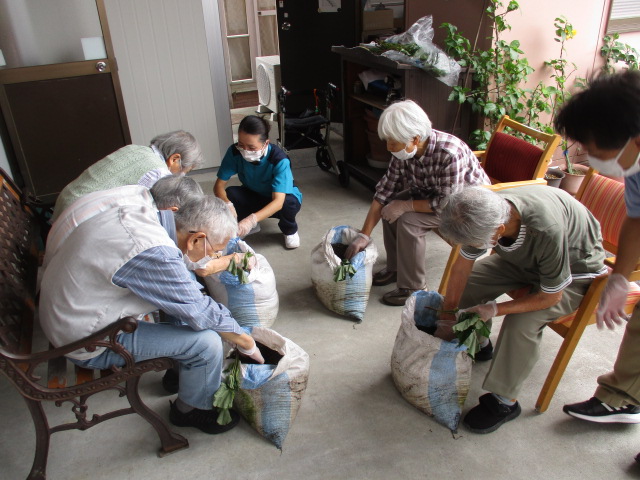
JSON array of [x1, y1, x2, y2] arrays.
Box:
[[452, 311, 491, 360], [601, 33, 640, 73], [442, 0, 542, 149], [333, 259, 357, 282], [213, 353, 242, 425], [226, 251, 254, 284]]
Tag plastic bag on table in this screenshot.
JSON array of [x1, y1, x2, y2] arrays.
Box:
[[369, 15, 461, 87]]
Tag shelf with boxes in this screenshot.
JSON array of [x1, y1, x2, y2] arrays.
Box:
[[332, 45, 472, 190]]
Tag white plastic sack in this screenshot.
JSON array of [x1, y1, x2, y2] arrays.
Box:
[[390, 291, 472, 432], [204, 238, 278, 329], [310, 225, 378, 322], [234, 327, 310, 449]]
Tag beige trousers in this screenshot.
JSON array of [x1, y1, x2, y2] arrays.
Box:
[[595, 302, 640, 407], [459, 255, 592, 399], [382, 211, 440, 290]]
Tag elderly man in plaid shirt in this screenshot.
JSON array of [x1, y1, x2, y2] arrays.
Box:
[[346, 100, 490, 306]]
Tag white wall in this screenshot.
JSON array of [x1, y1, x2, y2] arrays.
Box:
[[104, 0, 232, 169]]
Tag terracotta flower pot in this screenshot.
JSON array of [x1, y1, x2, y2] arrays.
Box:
[[559, 164, 590, 195]]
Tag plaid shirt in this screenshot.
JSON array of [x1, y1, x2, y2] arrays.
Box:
[[374, 129, 490, 212]]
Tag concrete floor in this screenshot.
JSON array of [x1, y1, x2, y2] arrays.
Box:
[[2, 129, 640, 479]]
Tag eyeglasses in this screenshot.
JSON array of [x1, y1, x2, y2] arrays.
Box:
[[189, 231, 223, 258]]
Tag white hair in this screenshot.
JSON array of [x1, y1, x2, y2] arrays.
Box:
[[174, 195, 237, 244], [377, 99, 432, 144], [150, 130, 204, 172], [150, 175, 203, 209], [439, 187, 512, 246]]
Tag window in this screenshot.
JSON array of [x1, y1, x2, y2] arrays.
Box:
[[608, 0, 640, 34]]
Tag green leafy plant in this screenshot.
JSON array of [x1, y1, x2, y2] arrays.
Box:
[[442, 0, 542, 149], [226, 251, 254, 284], [601, 33, 639, 73], [213, 353, 242, 425], [539, 16, 579, 174], [452, 311, 491, 359], [333, 259, 357, 282]]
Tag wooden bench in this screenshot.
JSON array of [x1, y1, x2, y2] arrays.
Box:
[[0, 169, 188, 480]]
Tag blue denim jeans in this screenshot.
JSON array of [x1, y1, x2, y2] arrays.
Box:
[[72, 321, 224, 410]]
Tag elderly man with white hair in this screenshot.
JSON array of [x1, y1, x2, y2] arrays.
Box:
[[436, 185, 606, 434], [40, 192, 264, 435], [345, 99, 490, 306], [52, 130, 204, 221]]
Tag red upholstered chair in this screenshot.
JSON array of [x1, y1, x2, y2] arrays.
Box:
[[475, 115, 561, 184]]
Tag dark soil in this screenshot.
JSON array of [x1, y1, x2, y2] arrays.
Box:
[[332, 243, 348, 260], [238, 341, 283, 365], [416, 324, 437, 335]]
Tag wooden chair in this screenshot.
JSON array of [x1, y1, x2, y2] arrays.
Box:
[[475, 114, 561, 185], [437, 116, 561, 294], [531, 169, 640, 412], [437, 168, 640, 412], [0, 168, 189, 480]]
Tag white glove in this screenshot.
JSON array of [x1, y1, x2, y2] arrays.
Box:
[[237, 213, 258, 238], [238, 339, 265, 364], [232, 252, 257, 271], [226, 201, 237, 219], [458, 300, 498, 322], [597, 273, 629, 330], [345, 233, 370, 259], [381, 200, 414, 223]]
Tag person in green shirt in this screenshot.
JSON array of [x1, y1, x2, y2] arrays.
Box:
[[436, 184, 606, 434]]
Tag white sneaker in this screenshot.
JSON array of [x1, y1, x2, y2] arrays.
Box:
[[284, 232, 300, 249]]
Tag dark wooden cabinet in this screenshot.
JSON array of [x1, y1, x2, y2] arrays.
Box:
[[332, 46, 471, 190]]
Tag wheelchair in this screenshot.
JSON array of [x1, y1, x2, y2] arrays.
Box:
[[276, 83, 349, 187]]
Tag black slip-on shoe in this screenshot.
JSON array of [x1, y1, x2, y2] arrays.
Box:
[[162, 367, 179, 395], [463, 393, 521, 434], [169, 401, 240, 434], [474, 340, 494, 362], [372, 269, 398, 286], [563, 397, 640, 424]]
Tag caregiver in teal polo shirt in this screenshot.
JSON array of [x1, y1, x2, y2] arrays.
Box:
[[214, 115, 302, 249]]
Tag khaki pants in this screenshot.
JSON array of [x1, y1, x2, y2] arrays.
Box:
[[382, 211, 440, 290], [595, 302, 640, 407], [459, 255, 592, 399]]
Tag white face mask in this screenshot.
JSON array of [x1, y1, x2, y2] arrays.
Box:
[[391, 145, 417, 161], [182, 234, 214, 271], [478, 239, 498, 250], [183, 253, 213, 271], [238, 144, 266, 164], [586, 139, 640, 178]]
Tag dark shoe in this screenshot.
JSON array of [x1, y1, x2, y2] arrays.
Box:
[[382, 288, 418, 306], [474, 340, 494, 362], [162, 368, 179, 394], [169, 401, 240, 434], [463, 393, 521, 434], [373, 269, 397, 286], [563, 397, 640, 424]]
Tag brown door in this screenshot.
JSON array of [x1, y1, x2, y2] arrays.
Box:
[[0, 0, 130, 205]]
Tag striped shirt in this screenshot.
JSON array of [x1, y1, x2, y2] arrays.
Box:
[[374, 129, 490, 212], [111, 212, 244, 335]]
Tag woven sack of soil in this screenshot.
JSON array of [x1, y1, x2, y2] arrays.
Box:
[[390, 290, 472, 432], [204, 238, 278, 328], [310, 225, 378, 322], [234, 327, 310, 449]]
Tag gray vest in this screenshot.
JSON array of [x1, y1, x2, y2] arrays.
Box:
[[40, 194, 176, 360]]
